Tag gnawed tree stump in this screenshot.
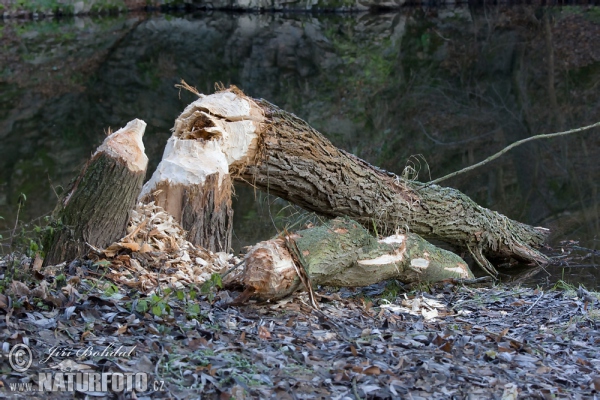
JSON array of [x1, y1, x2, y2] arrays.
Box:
[[236, 217, 474, 301], [44, 119, 148, 266], [172, 87, 549, 276], [139, 90, 262, 252]]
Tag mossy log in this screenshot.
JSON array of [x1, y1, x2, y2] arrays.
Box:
[[171, 87, 550, 275], [238, 217, 474, 301], [44, 119, 148, 266]]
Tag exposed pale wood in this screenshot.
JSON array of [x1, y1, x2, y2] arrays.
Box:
[[139, 90, 264, 252]]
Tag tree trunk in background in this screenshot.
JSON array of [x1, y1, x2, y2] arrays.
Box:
[[235, 217, 474, 301], [44, 119, 148, 266]]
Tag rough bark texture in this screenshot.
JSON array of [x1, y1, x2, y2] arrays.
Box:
[[140, 174, 233, 253], [238, 218, 473, 301], [181, 174, 233, 252], [238, 98, 549, 271], [44, 120, 148, 266], [138, 90, 261, 253]]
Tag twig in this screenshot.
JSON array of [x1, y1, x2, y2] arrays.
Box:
[[10, 196, 24, 247], [285, 235, 319, 309], [352, 376, 362, 400], [85, 242, 104, 255], [154, 353, 162, 380], [524, 291, 544, 315], [221, 259, 245, 279], [417, 120, 500, 146], [466, 244, 498, 278], [427, 121, 600, 186], [453, 276, 493, 285], [175, 79, 202, 98]]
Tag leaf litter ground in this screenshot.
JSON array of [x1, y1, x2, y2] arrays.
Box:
[[1, 253, 599, 399], [1, 205, 599, 399]]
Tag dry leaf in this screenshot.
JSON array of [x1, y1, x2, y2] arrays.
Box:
[[0, 294, 8, 309], [10, 281, 30, 297], [258, 325, 271, 340], [33, 255, 43, 272], [364, 366, 381, 375]]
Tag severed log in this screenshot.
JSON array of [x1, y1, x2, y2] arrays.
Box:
[[138, 90, 262, 252], [235, 217, 474, 301], [44, 120, 148, 266]]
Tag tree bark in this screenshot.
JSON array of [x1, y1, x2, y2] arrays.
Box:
[[235, 217, 474, 301], [138, 90, 262, 252], [44, 119, 148, 266], [240, 99, 549, 272], [172, 87, 550, 275]]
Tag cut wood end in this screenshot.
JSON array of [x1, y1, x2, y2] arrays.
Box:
[[410, 258, 430, 270], [358, 246, 407, 266], [243, 239, 299, 299], [96, 119, 148, 173], [444, 264, 472, 279], [378, 234, 406, 245], [173, 88, 265, 168], [139, 137, 229, 200]]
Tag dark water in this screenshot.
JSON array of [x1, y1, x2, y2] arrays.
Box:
[[0, 7, 598, 288]]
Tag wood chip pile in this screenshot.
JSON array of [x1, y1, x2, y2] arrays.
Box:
[[98, 202, 236, 293]]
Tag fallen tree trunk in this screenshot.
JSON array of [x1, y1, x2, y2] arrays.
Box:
[[44, 119, 148, 266], [242, 99, 550, 273], [235, 217, 474, 301], [172, 87, 549, 275]]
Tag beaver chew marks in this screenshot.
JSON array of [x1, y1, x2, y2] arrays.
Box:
[[139, 87, 265, 252], [183, 111, 220, 141]]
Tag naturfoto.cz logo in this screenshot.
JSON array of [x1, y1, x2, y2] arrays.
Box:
[[5, 344, 165, 393]]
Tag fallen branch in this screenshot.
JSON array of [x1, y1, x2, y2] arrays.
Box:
[[524, 291, 544, 315], [427, 121, 600, 186]]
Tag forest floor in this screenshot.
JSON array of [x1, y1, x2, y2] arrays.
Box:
[[1, 250, 599, 400]]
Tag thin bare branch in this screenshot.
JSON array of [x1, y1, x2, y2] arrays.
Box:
[[427, 121, 600, 186]]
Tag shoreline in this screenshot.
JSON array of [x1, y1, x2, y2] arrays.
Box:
[[2, 1, 598, 20]]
